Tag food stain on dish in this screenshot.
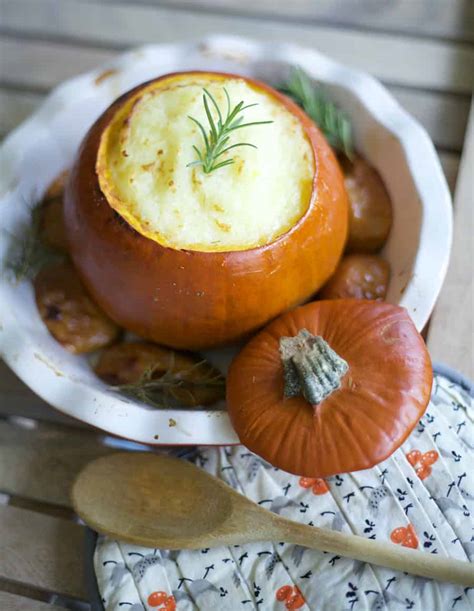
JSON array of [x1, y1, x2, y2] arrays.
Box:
[[164, 420, 193, 438], [198, 42, 250, 63], [33, 352, 64, 377], [399, 274, 413, 295], [94, 68, 119, 86]]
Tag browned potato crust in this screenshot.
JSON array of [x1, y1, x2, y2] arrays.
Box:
[[38, 170, 70, 253], [34, 261, 120, 353], [319, 254, 390, 301], [38, 196, 69, 253], [43, 170, 69, 201], [343, 156, 392, 253], [95, 341, 225, 407]]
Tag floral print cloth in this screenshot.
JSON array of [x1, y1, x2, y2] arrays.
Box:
[[94, 370, 474, 610]]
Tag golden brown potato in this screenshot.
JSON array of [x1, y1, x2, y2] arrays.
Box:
[[34, 261, 120, 354], [342, 156, 392, 253], [94, 341, 225, 407], [319, 254, 390, 301], [37, 170, 70, 253], [38, 196, 69, 253], [43, 170, 69, 201]]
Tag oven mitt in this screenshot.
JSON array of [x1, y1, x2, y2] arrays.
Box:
[[94, 366, 474, 610]]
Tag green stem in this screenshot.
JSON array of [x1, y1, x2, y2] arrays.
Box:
[[279, 329, 348, 406]]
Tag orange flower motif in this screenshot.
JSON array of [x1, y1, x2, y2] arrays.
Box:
[[299, 477, 315, 489], [148, 592, 168, 607], [148, 591, 176, 610], [406, 450, 421, 467], [276, 585, 293, 601], [163, 597, 176, 611], [299, 476, 329, 495], [390, 523, 419, 549], [276, 585, 306, 609], [286, 586, 305, 609], [406, 449, 438, 480]]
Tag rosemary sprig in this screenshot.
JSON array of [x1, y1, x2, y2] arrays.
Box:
[[5, 202, 58, 283], [187, 87, 273, 174], [281, 67, 354, 159], [116, 360, 226, 409]]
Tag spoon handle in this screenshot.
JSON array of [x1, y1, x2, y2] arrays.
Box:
[[275, 517, 474, 586]]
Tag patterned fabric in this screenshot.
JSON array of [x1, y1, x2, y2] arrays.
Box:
[[94, 371, 474, 610]]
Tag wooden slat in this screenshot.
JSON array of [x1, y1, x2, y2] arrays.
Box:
[[1, 0, 474, 93], [0, 592, 66, 610], [0, 504, 87, 600], [0, 37, 114, 90], [140, 0, 474, 42], [428, 104, 474, 378], [0, 89, 43, 138], [0, 361, 91, 427], [1, 83, 469, 152], [0, 418, 113, 507], [389, 87, 470, 152], [438, 152, 461, 193]]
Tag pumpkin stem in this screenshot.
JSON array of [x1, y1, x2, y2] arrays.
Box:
[[279, 329, 348, 405]]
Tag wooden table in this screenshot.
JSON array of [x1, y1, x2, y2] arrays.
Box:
[[0, 1, 473, 608]]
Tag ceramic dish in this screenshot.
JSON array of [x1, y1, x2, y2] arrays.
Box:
[[0, 36, 452, 444]]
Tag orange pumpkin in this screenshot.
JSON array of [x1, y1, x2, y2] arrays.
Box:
[[64, 72, 348, 350], [227, 299, 432, 477]]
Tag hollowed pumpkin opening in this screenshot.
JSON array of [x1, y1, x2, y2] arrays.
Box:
[[96, 73, 315, 252]]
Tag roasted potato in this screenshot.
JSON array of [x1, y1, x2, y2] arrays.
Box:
[[38, 197, 69, 253], [95, 341, 225, 407], [38, 170, 69, 253], [342, 156, 392, 253], [43, 170, 69, 201], [34, 261, 120, 353], [319, 254, 390, 301]]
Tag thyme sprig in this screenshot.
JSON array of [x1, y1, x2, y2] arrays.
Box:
[[116, 359, 226, 409], [281, 67, 353, 159], [187, 87, 273, 174]]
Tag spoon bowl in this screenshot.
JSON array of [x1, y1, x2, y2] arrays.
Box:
[[72, 452, 272, 549]]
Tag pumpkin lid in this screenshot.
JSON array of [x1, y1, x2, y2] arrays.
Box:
[[227, 299, 433, 477]]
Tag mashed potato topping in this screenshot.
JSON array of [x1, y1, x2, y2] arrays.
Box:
[[97, 74, 314, 252]]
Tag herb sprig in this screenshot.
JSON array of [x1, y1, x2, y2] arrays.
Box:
[[187, 87, 273, 174], [281, 67, 353, 159], [5, 202, 58, 283], [116, 360, 226, 409]]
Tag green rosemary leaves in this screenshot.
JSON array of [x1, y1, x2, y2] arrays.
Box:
[[187, 87, 273, 174], [281, 67, 354, 159]]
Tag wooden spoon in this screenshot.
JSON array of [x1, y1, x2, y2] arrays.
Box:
[[72, 452, 474, 586]]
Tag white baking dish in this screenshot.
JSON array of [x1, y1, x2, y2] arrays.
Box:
[[0, 36, 452, 444]]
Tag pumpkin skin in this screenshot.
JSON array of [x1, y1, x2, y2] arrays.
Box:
[[64, 72, 348, 350], [227, 300, 432, 477]]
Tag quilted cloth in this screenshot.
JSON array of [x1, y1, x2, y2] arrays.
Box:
[[94, 368, 474, 610]]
